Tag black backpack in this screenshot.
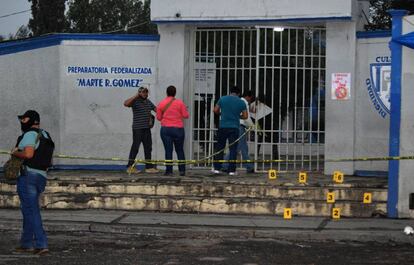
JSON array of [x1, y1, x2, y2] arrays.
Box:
[[17, 128, 55, 170]]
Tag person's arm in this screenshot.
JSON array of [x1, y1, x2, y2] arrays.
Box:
[[156, 101, 163, 121], [181, 101, 189, 119], [213, 104, 220, 114], [12, 131, 37, 159], [12, 146, 34, 159], [124, 93, 139, 107], [151, 100, 157, 112]]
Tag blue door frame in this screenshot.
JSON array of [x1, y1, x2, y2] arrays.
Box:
[[388, 9, 409, 218]]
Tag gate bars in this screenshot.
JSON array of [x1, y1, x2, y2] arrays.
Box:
[[190, 26, 326, 172]]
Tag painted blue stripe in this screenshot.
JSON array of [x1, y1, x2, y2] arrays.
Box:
[[153, 16, 352, 24], [356, 30, 391, 39], [388, 9, 409, 218], [0, 34, 160, 56]]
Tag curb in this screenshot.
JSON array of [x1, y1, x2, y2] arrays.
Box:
[[1, 219, 413, 244]]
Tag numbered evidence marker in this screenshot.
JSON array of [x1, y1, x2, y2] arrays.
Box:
[[363, 193, 372, 204], [333, 171, 344, 183], [284, 208, 292, 219], [268, 169, 277, 180], [327, 192, 335, 203], [298, 172, 307, 184], [332, 208, 341, 219]]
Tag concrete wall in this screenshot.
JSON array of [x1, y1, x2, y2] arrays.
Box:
[[0, 47, 60, 166], [155, 25, 193, 160], [354, 36, 390, 172], [59, 39, 159, 164], [0, 36, 160, 167], [152, 0, 353, 22], [398, 15, 414, 218], [324, 22, 357, 175]]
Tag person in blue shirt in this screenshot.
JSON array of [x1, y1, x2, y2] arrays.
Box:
[[212, 86, 248, 175], [222, 90, 255, 173], [12, 110, 50, 256]]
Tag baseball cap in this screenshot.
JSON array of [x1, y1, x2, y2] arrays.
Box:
[[138, 86, 148, 93], [18, 110, 40, 123]]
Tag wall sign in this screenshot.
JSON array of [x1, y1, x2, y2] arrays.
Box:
[[66, 66, 155, 88], [331, 73, 351, 100]]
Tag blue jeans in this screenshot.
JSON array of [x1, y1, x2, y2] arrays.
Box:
[[17, 171, 48, 249], [160, 127, 185, 173], [223, 126, 253, 171], [214, 128, 239, 173]]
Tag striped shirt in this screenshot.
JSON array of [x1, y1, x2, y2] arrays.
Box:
[[131, 98, 156, 129]]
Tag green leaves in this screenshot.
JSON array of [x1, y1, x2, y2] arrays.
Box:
[[27, 0, 157, 37], [66, 0, 157, 34], [365, 0, 414, 31]]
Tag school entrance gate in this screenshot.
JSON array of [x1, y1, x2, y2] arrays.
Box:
[[190, 26, 326, 172]]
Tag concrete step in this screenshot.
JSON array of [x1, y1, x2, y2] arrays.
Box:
[[0, 192, 386, 217], [0, 179, 387, 201], [0, 171, 388, 217]]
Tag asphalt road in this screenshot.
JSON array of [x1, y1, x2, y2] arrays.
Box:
[[0, 230, 413, 265]]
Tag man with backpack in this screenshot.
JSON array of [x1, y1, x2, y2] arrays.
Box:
[[11, 110, 54, 256]]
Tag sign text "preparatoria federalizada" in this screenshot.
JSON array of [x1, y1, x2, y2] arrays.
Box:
[[67, 66, 152, 75], [66, 66, 153, 88]]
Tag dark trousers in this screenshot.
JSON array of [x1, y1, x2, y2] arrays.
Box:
[[214, 128, 239, 173], [127, 128, 154, 169], [160, 127, 185, 173]]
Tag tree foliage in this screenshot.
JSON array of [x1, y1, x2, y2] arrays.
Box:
[[28, 0, 67, 36], [14, 25, 31, 40], [366, 0, 414, 31], [66, 0, 157, 34], [26, 0, 157, 36]]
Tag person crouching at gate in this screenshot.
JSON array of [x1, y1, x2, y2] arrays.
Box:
[[12, 110, 55, 256], [156, 85, 189, 176]]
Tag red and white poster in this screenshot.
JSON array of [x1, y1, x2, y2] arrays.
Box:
[[331, 73, 351, 100]]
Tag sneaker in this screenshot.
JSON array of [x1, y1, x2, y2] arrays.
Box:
[[126, 166, 141, 174], [246, 169, 255, 173], [211, 169, 220, 175], [179, 171, 185, 176], [228, 172, 238, 176], [145, 168, 160, 174], [14, 247, 34, 253], [164, 172, 173, 176], [33, 248, 49, 256]]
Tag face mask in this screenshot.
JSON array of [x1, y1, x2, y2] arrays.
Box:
[[20, 119, 35, 132]]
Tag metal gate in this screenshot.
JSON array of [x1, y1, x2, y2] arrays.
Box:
[[190, 26, 326, 172]]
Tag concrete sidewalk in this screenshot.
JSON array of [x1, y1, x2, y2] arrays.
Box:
[[0, 209, 413, 244]]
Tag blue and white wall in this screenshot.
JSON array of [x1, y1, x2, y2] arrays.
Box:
[[0, 34, 160, 166], [354, 33, 391, 173]]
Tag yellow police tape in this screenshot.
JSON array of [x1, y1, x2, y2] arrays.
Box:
[[1, 124, 414, 166], [1, 149, 414, 166]]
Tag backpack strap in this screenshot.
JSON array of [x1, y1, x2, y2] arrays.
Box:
[[161, 98, 175, 114]]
